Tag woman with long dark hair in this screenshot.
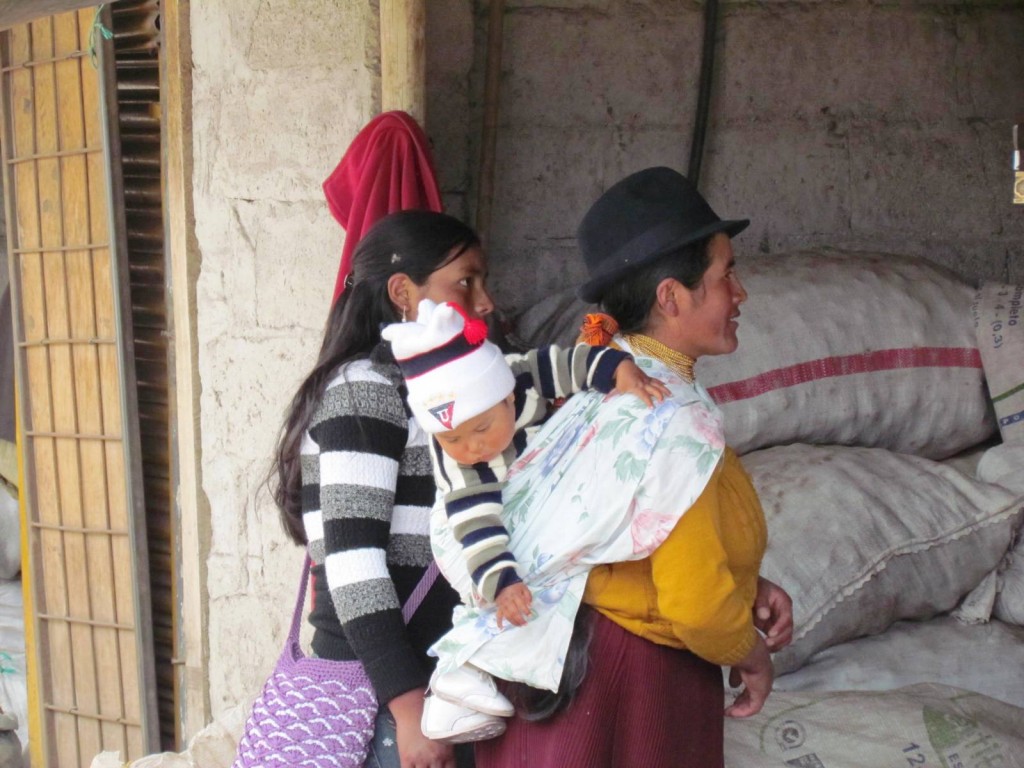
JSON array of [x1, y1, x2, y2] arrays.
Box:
[[271, 210, 494, 768]]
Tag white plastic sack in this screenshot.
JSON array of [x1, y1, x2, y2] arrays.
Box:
[[971, 443, 1024, 626], [993, 540, 1024, 626], [725, 684, 1024, 767], [775, 615, 1024, 711], [973, 282, 1024, 444], [0, 489, 18, 581], [510, 249, 996, 460], [0, 579, 25, 768], [977, 443, 1024, 495], [89, 703, 246, 768], [0, 653, 25, 768], [700, 250, 994, 458], [0, 710, 21, 768], [743, 443, 1023, 674], [89, 752, 127, 768]]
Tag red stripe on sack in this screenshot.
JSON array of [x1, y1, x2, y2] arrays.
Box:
[[707, 347, 982, 404]]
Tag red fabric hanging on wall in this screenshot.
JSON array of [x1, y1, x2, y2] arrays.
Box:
[[322, 110, 444, 303]]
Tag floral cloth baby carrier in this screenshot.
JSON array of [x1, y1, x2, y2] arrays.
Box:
[[430, 355, 725, 692]]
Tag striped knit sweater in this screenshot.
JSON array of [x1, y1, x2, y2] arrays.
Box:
[[301, 343, 460, 705], [432, 343, 629, 602]]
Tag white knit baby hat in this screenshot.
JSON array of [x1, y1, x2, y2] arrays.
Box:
[[382, 299, 515, 433]]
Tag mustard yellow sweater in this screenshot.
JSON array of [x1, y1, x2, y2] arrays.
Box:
[[583, 448, 767, 667]]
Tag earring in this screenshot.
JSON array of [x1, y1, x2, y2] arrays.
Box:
[[402, 306, 408, 322]]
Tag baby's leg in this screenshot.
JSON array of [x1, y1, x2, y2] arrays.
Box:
[[421, 664, 514, 744], [432, 663, 514, 717]]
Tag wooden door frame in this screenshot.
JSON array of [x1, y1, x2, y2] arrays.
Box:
[[160, 0, 210, 742]]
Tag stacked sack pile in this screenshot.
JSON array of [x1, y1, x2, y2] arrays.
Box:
[[693, 250, 1024, 672]]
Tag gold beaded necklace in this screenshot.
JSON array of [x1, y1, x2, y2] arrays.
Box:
[[623, 333, 696, 383]]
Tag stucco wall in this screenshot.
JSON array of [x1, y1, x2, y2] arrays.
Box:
[[472, 0, 1024, 317], [190, 0, 379, 715], [190, 0, 1023, 720]]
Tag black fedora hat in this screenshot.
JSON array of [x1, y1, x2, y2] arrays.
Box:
[[576, 167, 749, 303]]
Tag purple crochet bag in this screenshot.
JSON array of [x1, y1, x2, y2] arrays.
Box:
[[233, 556, 438, 767]]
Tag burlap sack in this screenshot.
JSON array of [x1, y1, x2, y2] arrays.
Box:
[[774, 615, 1024, 710], [89, 705, 246, 768], [973, 282, 1024, 444], [993, 532, 1024, 626], [970, 444, 1024, 625], [724, 684, 1024, 768], [0, 489, 18, 581], [699, 250, 994, 459], [510, 249, 996, 460], [742, 444, 1023, 674]]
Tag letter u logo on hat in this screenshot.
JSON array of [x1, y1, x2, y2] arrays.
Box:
[[429, 401, 456, 430]]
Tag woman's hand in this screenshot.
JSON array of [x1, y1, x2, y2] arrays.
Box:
[[725, 634, 774, 718], [753, 576, 793, 652], [389, 688, 457, 768], [495, 582, 533, 628], [613, 359, 670, 407]]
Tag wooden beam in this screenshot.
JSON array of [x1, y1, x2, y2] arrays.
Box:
[[475, 0, 505, 244], [161, 0, 212, 743], [380, 0, 425, 124]]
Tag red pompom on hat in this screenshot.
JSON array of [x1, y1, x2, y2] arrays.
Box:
[[448, 302, 489, 346]]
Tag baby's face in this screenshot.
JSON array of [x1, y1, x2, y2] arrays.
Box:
[[436, 395, 516, 465]]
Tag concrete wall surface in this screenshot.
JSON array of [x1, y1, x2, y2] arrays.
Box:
[[190, 0, 1023, 720], [189, 0, 379, 716], [459, 0, 1024, 316]]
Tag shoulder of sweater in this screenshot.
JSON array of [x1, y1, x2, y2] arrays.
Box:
[[311, 359, 408, 429]]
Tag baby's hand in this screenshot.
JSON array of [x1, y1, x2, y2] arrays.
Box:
[[614, 359, 669, 407], [495, 583, 533, 629]]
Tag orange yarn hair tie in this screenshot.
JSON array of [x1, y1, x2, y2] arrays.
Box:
[[578, 312, 620, 346]]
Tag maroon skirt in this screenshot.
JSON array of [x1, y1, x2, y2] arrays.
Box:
[[474, 612, 725, 768]]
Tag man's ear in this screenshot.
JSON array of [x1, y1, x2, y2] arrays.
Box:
[[387, 273, 412, 316]]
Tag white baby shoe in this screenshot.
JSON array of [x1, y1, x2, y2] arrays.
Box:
[[421, 691, 507, 743], [431, 664, 515, 717]]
